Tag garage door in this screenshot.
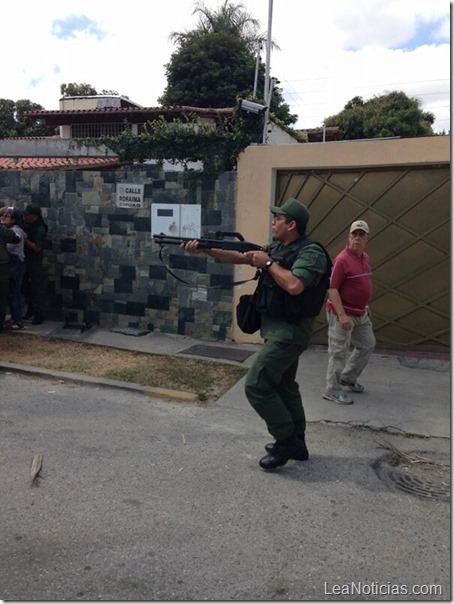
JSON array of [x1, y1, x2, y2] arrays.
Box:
[[276, 165, 450, 352]]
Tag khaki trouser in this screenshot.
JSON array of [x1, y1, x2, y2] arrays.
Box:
[[325, 311, 376, 395]]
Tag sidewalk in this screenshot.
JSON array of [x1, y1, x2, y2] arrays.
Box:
[[1, 320, 450, 600], [3, 319, 450, 439]]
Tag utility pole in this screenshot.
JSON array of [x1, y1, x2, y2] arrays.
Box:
[[263, 0, 273, 106], [253, 41, 261, 98], [262, 0, 274, 144], [262, 77, 277, 144]]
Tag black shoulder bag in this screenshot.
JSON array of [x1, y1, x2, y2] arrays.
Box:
[[236, 271, 261, 334]]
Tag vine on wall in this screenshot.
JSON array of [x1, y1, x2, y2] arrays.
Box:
[[78, 114, 260, 176]]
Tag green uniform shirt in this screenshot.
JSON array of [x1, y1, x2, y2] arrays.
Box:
[[260, 242, 328, 345]]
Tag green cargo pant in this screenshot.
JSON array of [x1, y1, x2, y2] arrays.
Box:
[[245, 338, 308, 441]]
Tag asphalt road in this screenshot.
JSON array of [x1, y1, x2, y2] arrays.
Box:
[[0, 371, 450, 601]]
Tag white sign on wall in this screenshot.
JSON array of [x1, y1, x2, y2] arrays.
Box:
[[116, 184, 144, 208], [151, 204, 201, 238]]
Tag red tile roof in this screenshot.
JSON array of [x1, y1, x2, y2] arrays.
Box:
[[0, 157, 120, 170], [24, 105, 234, 125], [26, 105, 234, 116]]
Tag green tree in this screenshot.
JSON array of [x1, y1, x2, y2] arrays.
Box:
[[0, 99, 16, 137], [60, 82, 98, 97], [267, 82, 298, 125], [160, 32, 258, 108], [159, 0, 296, 125], [170, 0, 265, 51], [324, 91, 435, 139], [0, 99, 55, 137], [93, 114, 251, 175], [60, 83, 122, 97]]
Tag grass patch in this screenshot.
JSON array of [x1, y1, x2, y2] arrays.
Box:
[[0, 333, 248, 402]]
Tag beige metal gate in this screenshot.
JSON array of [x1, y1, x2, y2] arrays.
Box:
[[276, 165, 450, 353]]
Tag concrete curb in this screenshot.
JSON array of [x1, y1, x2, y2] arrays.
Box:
[[0, 362, 199, 403]]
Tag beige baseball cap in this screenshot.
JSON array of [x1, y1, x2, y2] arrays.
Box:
[[350, 220, 369, 234]]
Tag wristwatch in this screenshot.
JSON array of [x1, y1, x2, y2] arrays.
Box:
[[265, 259, 274, 270]]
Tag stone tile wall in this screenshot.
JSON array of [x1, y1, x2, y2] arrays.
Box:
[[0, 166, 237, 340]]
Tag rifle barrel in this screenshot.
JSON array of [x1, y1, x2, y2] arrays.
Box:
[[152, 234, 262, 252]]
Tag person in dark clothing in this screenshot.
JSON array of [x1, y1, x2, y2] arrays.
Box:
[[0, 207, 27, 329], [22, 205, 49, 325], [180, 198, 331, 471], [0, 212, 21, 332]]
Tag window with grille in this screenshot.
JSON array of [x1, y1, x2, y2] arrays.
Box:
[[71, 122, 132, 138], [137, 122, 151, 134]]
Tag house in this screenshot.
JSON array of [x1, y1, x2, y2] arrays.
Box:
[[29, 94, 236, 139], [0, 94, 303, 170], [298, 126, 342, 142]]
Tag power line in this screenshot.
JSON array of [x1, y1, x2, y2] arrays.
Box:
[[279, 73, 450, 129], [281, 82, 450, 111], [280, 77, 450, 100], [283, 77, 449, 86]]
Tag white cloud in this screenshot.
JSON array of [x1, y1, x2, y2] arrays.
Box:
[[3, 0, 450, 132], [329, 0, 449, 48]]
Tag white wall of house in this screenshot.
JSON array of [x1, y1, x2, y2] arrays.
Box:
[[59, 95, 142, 110], [265, 122, 301, 145]]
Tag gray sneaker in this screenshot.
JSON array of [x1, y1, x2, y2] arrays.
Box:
[[341, 380, 364, 393], [323, 392, 354, 405]]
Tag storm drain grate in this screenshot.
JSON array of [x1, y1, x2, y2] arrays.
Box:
[[180, 345, 255, 363], [373, 441, 450, 501]]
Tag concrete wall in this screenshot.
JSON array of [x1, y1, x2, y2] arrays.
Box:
[[265, 123, 301, 145], [0, 135, 449, 349], [0, 139, 117, 158], [232, 136, 451, 345], [0, 166, 237, 339]]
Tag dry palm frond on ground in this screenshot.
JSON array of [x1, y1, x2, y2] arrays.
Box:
[[376, 439, 450, 469]]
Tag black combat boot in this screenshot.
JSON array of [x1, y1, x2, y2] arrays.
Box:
[[264, 434, 309, 461], [259, 435, 309, 470], [23, 308, 34, 320], [32, 312, 44, 325]]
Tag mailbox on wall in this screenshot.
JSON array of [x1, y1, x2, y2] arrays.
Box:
[[151, 204, 201, 238]]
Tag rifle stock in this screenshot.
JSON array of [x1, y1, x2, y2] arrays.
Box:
[[153, 232, 263, 253]]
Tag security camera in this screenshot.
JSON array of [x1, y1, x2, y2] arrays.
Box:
[[239, 99, 267, 115]]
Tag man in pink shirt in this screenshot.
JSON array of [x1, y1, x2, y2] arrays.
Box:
[[323, 220, 376, 405]]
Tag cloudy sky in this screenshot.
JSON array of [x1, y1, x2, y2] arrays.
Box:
[[4, 0, 450, 132]]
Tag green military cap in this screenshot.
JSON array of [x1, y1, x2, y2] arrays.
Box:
[[270, 197, 311, 227]]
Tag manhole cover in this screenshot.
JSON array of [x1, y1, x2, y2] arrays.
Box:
[[373, 442, 450, 501], [180, 345, 254, 362]]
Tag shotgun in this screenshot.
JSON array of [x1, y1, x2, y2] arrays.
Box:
[[153, 231, 263, 253]]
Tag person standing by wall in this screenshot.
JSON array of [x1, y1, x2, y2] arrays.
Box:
[[0, 208, 21, 332], [180, 198, 331, 471], [0, 208, 27, 329], [23, 205, 49, 325], [323, 220, 376, 405]]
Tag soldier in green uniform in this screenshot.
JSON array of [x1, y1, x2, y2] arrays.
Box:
[[181, 198, 331, 471]]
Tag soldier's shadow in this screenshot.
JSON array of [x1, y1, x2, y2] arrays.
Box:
[[273, 452, 387, 493]]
